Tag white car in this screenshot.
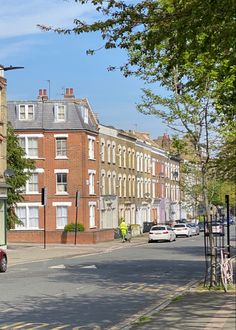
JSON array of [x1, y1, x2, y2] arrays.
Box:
[[205, 222, 224, 236], [148, 225, 176, 243], [188, 223, 200, 235], [173, 224, 192, 237]]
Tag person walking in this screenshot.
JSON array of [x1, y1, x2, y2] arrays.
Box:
[[119, 218, 128, 242]]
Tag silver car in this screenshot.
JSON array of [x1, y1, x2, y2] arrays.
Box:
[[173, 224, 192, 237], [188, 223, 200, 235]]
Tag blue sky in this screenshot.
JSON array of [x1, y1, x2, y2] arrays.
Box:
[[1, 0, 169, 138]]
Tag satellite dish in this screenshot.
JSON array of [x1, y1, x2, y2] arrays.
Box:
[[4, 169, 14, 177]]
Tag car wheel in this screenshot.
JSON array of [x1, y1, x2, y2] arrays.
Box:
[[0, 256, 7, 272], [148, 240, 152, 243]]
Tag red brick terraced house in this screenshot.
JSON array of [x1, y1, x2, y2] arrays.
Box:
[[7, 88, 113, 244]]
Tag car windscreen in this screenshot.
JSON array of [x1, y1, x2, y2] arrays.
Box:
[[173, 225, 185, 228], [151, 226, 166, 231]]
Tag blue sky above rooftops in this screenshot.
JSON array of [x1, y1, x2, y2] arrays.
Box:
[[1, 0, 169, 138]]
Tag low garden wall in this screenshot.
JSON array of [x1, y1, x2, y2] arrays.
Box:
[[7, 229, 115, 245]]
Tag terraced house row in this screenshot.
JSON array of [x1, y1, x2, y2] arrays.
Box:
[[7, 88, 182, 244]]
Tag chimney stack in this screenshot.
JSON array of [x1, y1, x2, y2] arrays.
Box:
[[38, 88, 48, 100], [64, 87, 75, 98]]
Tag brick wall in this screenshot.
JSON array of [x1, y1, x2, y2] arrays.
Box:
[[7, 228, 114, 244]]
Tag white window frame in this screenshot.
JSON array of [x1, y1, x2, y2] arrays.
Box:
[[55, 171, 68, 194], [123, 175, 127, 197], [15, 204, 40, 229], [56, 205, 68, 229], [107, 171, 112, 195], [101, 140, 105, 162], [25, 173, 39, 194], [123, 147, 126, 168], [128, 148, 132, 169], [18, 136, 39, 159], [89, 201, 96, 228], [136, 153, 140, 172], [118, 146, 122, 167], [107, 140, 111, 163], [88, 136, 95, 160], [112, 172, 116, 195], [112, 142, 116, 164], [88, 170, 96, 195], [56, 137, 67, 158], [82, 106, 89, 124], [18, 104, 34, 121], [101, 171, 106, 195], [54, 104, 66, 122]]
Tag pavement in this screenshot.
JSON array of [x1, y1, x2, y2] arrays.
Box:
[[5, 234, 236, 330]]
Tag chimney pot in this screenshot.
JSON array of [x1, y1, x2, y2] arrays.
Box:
[[39, 89, 43, 96], [43, 89, 47, 96], [64, 87, 74, 98]]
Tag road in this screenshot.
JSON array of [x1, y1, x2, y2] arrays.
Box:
[[0, 234, 206, 329]]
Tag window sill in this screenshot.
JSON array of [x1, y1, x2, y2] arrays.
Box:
[[23, 192, 41, 195], [55, 157, 68, 160]]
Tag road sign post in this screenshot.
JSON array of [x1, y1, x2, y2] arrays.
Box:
[[41, 187, 47, 249], [74, 191, 80, 245]]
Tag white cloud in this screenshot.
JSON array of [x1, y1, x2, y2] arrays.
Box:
[[0, 0, 95, 38]]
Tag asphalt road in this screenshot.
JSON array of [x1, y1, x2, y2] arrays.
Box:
[[0, 234, 206, 329]]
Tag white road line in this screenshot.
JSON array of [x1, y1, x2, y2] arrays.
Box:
[[0, 322, 25, 329], [50, 264, 66, 269]]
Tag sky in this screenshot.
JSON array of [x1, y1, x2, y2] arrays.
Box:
[[1, 0, 169, 138]]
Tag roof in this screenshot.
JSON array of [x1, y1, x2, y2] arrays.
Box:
[[7, 98, 99, 133]]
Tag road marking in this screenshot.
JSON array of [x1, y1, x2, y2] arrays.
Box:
[[1, 307, 15, 313], [52, 326, 69, 329], [27, 324, 49, 329], [0, 323, 25, 329], [12, 323, 38, 329], [50, 264, 66, 269], [81, 265, 97, 269]]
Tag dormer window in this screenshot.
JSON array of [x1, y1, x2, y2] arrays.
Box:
[[54, 104, 66, 122], [81, 105, 88, 124], [19, 104, 34, 120]]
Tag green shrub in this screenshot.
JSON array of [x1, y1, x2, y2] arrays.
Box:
[[64, 223, 85, 233]]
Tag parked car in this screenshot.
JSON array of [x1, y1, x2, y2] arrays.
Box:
[[0, 248, 7, 272], [173, 224, 192, 237], [188, 223, 200, 235], [148, 225, 176, 243], [198, 222, 205, 232], [205, 222, 224, 236], [222, 217, 235, 225], [175, 219, 187, 224]]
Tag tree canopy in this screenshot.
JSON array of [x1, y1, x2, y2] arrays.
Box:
[[38, 0, 236, 121], [6, 123, 35, 229]]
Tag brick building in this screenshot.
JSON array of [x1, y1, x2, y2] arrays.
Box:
[[7, 88, 109, 243]]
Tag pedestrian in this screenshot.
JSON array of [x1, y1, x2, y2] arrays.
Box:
[[119, 218, 128, 243]]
